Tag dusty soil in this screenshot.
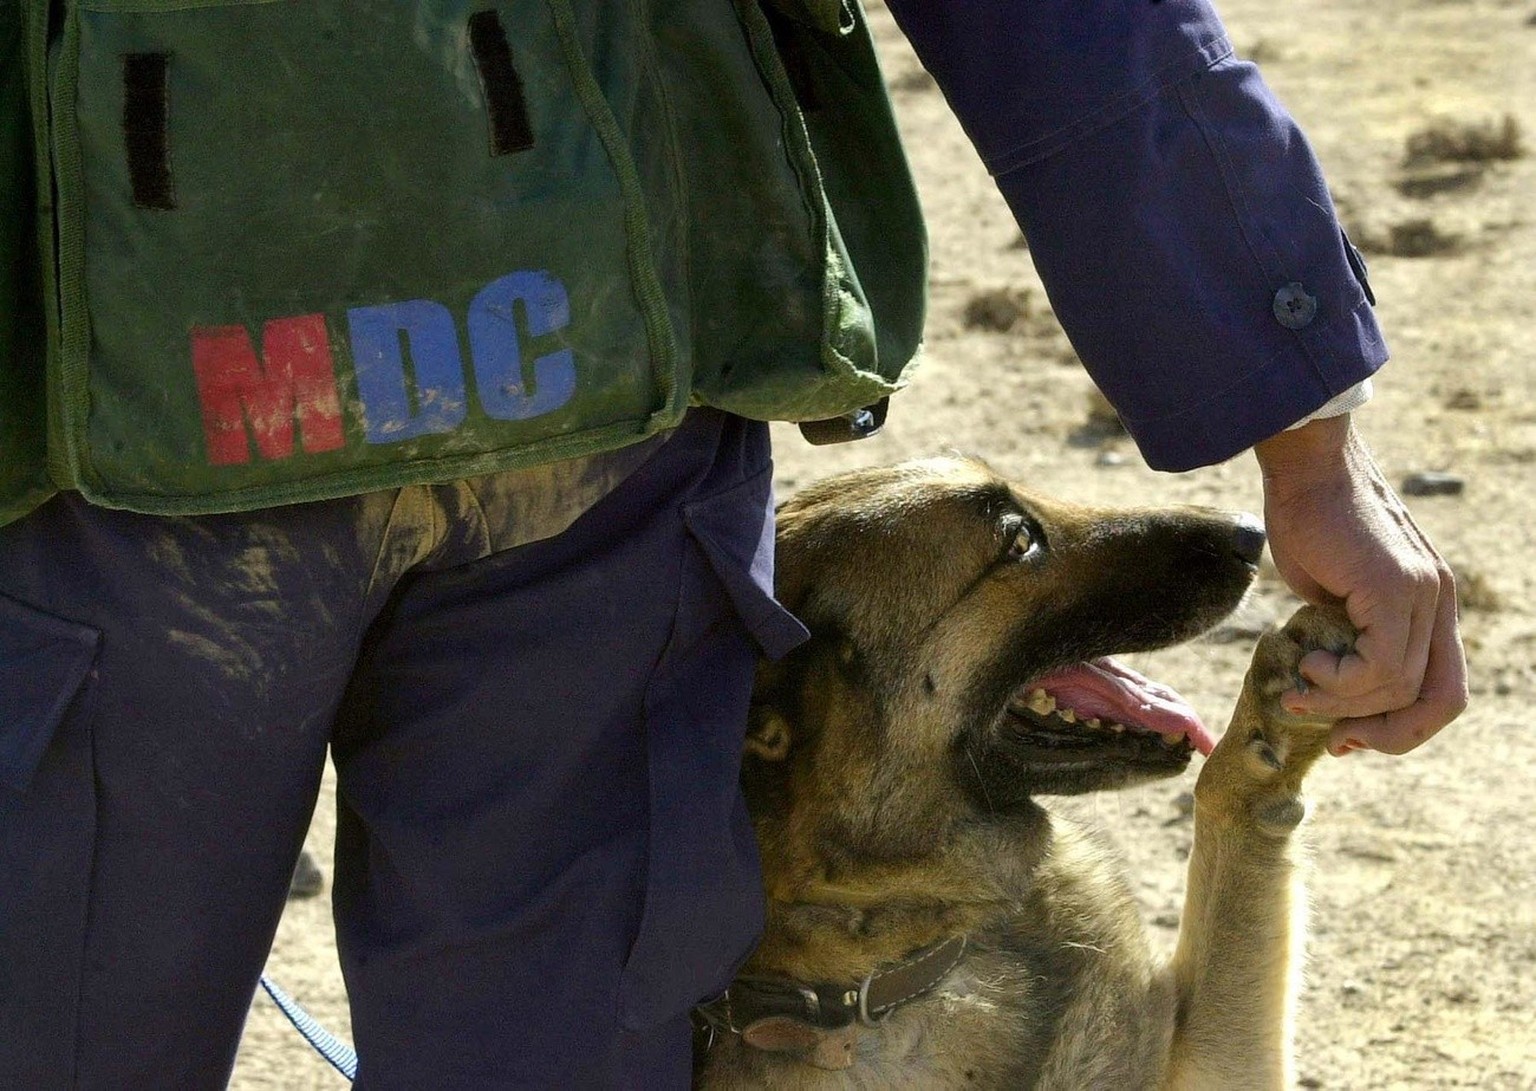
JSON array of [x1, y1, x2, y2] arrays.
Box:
[[233, 2, 1536, 1086]]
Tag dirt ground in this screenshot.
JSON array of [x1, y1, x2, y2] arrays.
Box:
[[233, 2, 1536, 1086]]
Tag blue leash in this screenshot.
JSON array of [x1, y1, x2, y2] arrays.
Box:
[[258, 973, 359, 1081]]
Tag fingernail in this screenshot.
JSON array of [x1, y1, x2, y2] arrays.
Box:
[[1332, 737, 1367, 757]]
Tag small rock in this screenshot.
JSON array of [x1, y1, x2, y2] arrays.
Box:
[[1444, 387, 1484, 411], [1339, 839, 1399, 865], [1162, 790, 1194, 827], [1405, 114, 1525, 166], [288, 849, 324, 900], [1341, 979, 1366, 997], [1402, 471, 1465, 496], [1072, 389, 1128, 449], [963, 287, 1032, 333], [1386, 218, 1463, 258], [1451, 563, 1502, 611], [1298, 1077, 1324, 1089], [1153, 912, 1180, 929], [889, 68, 937, 94], [1245, 38, 1284, 64], [1084, 388, 1125, 434], [1397, 164, 1484, 199], [1095, 450, 1126, 468]]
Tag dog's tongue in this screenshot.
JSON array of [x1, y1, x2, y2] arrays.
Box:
[[1031, 658, 1216, 756]]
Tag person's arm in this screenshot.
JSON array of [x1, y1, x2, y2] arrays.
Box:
[[884, 0, 1465, 751], [883, 0, 1383, 470]]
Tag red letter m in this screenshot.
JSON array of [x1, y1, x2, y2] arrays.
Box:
[[192, 315, 345, 465]]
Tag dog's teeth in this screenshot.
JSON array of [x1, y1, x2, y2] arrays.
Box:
[[1057, 709, 1076, 724], [1085, 718, 1102, 730], [1025, 689, 1055, 715], [1163, 731, 1186, 747], [1109, 722, 1125, 734]]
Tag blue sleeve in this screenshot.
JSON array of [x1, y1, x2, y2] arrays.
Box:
[[883, 0, 1386, 471]]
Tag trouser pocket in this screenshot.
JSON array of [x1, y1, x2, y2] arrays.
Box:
[[0, 591, 101, 1087], [617, 463, 808, 1030]]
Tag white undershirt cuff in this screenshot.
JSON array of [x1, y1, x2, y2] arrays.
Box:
[[1285, 378, 1373, 429]]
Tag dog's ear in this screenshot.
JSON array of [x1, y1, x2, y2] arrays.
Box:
[[745, 706, 793, 762], [747, 659, 794, 761]]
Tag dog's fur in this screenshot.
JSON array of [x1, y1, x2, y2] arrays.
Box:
[[695, 457, 1353, 1090]]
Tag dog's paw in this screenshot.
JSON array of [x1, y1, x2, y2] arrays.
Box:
[[1247, 604, 1358, 718], [1199, 605, 1357, 833]]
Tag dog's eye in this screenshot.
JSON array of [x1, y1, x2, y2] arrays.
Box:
[[1005, 521, 1035, 560]]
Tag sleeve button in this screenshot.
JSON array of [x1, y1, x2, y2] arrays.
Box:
[[1273, 282, 1318, 329]]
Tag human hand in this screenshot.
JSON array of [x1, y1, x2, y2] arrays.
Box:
[[1252, 415, 1467, 755]]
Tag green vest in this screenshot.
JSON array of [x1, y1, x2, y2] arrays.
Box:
[[0, 0, 925, 527]]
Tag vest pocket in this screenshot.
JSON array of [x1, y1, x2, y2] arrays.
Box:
[[46, 0, 682, 513]]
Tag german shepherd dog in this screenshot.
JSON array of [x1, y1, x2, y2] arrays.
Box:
[[694, 457, 1354, 1089]]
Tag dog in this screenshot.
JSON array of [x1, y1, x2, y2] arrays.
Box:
[[693, 457, 1354, 1089]]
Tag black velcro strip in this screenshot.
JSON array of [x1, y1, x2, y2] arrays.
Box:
[[467, 11, 534, 156], [123, 52, 175, 210]]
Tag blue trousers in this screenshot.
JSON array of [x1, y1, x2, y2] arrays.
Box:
[[0, 410, 805, 1088]]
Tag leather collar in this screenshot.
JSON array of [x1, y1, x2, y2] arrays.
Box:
[[694, 934, 967, 1041]]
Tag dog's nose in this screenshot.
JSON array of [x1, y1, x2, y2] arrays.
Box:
[[1230, 514, 1267, 566]]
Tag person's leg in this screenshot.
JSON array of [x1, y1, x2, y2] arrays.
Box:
[[0, 495, 390, 1086], [333, 411, 800, 1088]]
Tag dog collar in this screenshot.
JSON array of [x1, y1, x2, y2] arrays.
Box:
[[693, 934, 967, 1063]]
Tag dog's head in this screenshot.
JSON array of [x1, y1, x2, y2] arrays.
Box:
[[747, 457, 1263, 865]]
